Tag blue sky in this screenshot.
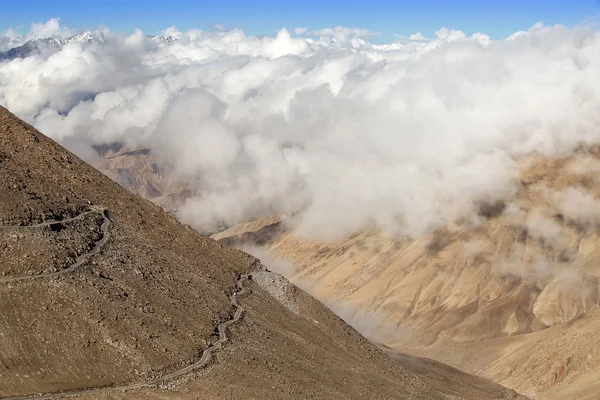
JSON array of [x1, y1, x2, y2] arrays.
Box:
[[1, 0, 599, 42]]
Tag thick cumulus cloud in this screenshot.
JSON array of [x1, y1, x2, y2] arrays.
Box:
[[2, 20, 600, 240]]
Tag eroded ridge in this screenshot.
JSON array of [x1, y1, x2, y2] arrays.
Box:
[[0, 207, 111, 283], [2, 274, 250, 400]]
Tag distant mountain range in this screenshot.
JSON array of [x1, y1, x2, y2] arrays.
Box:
[[0, 32, 176, 60]]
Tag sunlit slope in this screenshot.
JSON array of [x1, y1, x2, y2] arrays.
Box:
[[215, 151, 600, 396]]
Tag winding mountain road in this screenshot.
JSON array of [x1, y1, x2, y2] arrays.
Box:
[[0, 207, 111, 283], [1, 207, 104, 229], [4, 274, 249, 400], [1, 208, 250, 399]]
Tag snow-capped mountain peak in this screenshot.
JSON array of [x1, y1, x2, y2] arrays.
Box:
[[39, 37, 68, 48], [68, 31, 107, 44], [149, 35, 176, 47]]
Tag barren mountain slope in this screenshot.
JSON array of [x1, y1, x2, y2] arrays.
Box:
[[214, 151, 600, 398], [0, 105, 520, 399], [0, 105, 255, 396], [93, 145, 190, 211]]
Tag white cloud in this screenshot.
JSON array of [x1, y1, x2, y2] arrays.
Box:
[[550, 187, 600, 228], [29, 17, 75, 39], [526, 209, 570, 250], [211, 24, 228, 32], [2, 21, 600, 241], [3, 28, 20, 39], [156, 26, 183, 41], [305, 26, 380, 39], [408, 32, 426, 41], [294, 27, 308, 35], [434, 27, 467, 41]]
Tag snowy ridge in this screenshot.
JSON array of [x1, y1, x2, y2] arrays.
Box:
[[0, 31, 170, 60], [149, 35, 176, 46], [68, 31, 107, 44]]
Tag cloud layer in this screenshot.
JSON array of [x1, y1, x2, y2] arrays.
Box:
[[2, 20, 600, 240]]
